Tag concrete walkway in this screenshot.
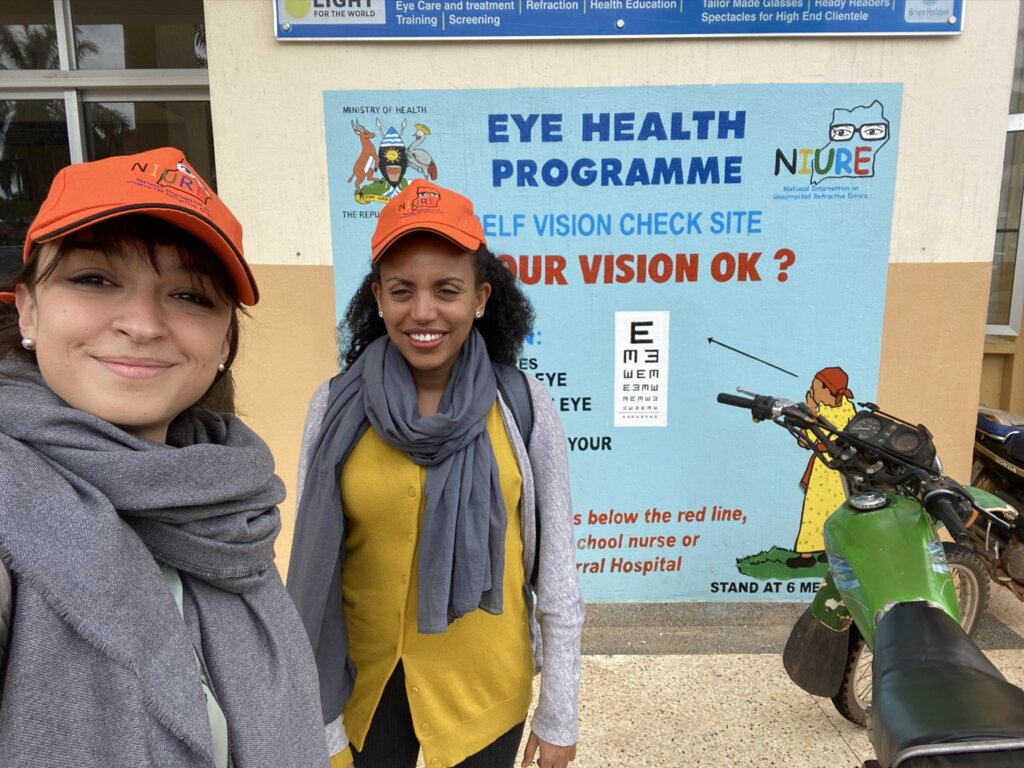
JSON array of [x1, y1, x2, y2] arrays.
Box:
[[556, 584, 1024, 767]]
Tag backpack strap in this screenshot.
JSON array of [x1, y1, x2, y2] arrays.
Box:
[[492, 362, 533, 448], [492, 362, 540, 586]]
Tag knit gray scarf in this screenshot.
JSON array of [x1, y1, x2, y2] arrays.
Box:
[[0, 357, 327, 766], [288, 329, 506, 723]]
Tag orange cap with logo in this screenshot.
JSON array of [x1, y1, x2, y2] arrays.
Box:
[[371, 179, 487, 262], [0, 147, 258, 305]]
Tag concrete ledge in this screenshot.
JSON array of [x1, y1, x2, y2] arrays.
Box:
[[582, 601, 805, 655], [581, 601, 1024, 655]]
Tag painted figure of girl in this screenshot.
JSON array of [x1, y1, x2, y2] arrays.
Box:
[[789, 366, 857, 568]]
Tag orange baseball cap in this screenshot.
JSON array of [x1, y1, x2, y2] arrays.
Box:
[[371, 179, 487, 262], [1, 147, 258, 305]]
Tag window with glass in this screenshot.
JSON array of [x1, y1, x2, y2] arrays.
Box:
[[0, 0, 211, 283], [988, 3, 1024, 334]]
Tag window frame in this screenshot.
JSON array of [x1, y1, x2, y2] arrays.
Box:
[[0, 0, 210, 166], [988, 114, 1024, 336]]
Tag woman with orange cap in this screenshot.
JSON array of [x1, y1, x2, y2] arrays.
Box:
[[789, 366, 857, 568], [0, 149, 329, 767], [289, 180, 584, 768]]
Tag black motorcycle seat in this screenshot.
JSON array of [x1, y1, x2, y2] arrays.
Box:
[[871, 602, 1024, 768], [1004, 432, 1024, 464]]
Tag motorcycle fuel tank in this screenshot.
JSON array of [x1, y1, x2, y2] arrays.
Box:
[[823, 493, 960, 648]]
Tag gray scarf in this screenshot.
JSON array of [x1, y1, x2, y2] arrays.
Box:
[[288, 329, 506, 723], [0, 358, 328, 767]]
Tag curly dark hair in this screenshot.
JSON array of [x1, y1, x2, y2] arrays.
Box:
[[0, 215, 243, 416], [339, 244, 534, 370]]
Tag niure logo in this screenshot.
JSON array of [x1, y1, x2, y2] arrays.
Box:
[[774, 100, 891, 186]]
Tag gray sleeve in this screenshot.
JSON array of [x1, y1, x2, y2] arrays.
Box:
[[0, 559, 10, 663], [525, 376, 585, 746], [296, 381, 331, 508], [294, 381, 351, 755]]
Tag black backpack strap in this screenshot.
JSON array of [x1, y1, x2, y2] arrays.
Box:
[[492, 362, 540, 585], [492, 362, 533, 448]]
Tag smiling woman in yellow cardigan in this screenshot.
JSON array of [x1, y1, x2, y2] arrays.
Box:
[[340, 404, 533, 768], [288, 180, 584, 768]]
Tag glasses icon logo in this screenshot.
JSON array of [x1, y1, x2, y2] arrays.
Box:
[[829, 122, 888, 142]]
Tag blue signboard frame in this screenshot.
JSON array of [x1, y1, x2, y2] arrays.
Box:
[[321, 83, 902, 601], [275, 0, 963, 41]]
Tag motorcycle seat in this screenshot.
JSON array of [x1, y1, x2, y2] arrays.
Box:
[[977, 406, 1024, 440], [1005, 432, 1024, 464], [870, 602, 1024, 768]]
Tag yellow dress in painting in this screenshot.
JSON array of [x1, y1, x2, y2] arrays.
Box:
[[793, 397, 857, 554]]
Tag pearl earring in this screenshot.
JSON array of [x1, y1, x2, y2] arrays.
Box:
[[475, 310, 483, 319], [20, 337, 35, 351], [378, 309, 384, 318], [217, 362, 226, 373]]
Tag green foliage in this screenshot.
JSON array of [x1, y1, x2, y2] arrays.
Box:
[[737, 546, 828, 581]]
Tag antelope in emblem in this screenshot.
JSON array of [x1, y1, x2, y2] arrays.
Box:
[[348, 120, 379, 192]]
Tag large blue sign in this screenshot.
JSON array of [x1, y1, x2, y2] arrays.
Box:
[[322, 84, 902, 602], [276, 0, 963, 40]]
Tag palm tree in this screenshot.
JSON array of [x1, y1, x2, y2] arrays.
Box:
[[0, 23, 60, 70], [194, 24, 207, 69]]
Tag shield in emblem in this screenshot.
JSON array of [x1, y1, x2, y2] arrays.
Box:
[[377, 127, 408, 196]]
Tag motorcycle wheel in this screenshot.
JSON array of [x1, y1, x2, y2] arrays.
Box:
[[830, 543, 991, 726], [944, 542, 990, 635], [832, 634, 872, 726]]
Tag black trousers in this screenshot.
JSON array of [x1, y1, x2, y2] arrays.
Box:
[[352, 662, 526, 768]]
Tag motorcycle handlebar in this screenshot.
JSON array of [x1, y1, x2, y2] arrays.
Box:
[[925, 490, 971, 543], [717, 392, 804, 424], [716, 393, 756, 409]]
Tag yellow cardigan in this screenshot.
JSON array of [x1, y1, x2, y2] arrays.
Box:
[[335, 403, 534, 768]]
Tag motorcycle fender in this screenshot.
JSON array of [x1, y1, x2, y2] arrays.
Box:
[[782, 603, 852, 698], [965, 484, 1018, 519], [809, 572, 851, 632]]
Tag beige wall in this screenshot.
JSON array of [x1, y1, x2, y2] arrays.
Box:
[[234, 264, 338, 575], [877, 262, 992, 476], [203, 0, 1020, 572]]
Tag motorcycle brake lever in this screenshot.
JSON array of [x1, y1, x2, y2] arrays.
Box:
[[973, 503, 1015, 529]]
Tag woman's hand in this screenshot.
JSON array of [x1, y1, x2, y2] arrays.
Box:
[[521, 730, 577, 768]]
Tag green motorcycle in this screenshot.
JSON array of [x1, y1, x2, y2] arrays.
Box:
[[718, 390, 1024, 768]]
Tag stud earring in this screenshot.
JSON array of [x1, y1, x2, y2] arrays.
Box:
[[217, 362, 226, 373], [475, 310, 483, 319], [20, 337, 35, 351], [378, 309, 384, 318]]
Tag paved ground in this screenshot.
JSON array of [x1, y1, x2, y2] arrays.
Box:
[[547, 585, 1024, 767], [407, 582, 1024, 767]]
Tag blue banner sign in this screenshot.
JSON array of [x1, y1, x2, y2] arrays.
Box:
[[275, 0, 963, 40]]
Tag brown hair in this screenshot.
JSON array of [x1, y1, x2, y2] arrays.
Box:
[[0, 215, 243, 415]]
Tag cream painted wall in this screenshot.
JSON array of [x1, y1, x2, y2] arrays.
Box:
[[201, 0, 1019, 570]]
